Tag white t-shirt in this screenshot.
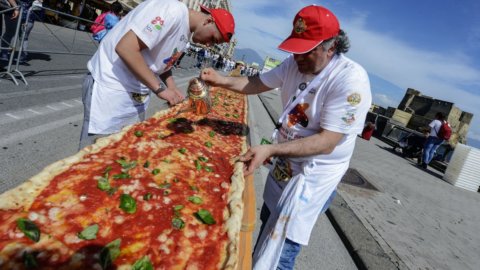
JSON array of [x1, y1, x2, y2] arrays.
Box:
[[260, 54, 372, 166], [429, 119, 442, 138], [259, 54, 371, 246], [87, 0, 190, 94]]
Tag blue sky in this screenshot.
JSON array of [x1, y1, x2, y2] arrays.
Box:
[[229, 0, 480, 143]]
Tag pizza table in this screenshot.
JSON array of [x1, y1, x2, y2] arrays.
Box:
[[0, 87, 254, 269]]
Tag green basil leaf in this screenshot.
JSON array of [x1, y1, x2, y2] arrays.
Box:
[[77, 224, 99, 240], [143, 161, 150, 168], [163, 159, 171, 163], [119, 194, 137, 214], [173, 205, 184, 211], [172, 217, 185, 230], [173, 178, 180, 183], [151, 168, 161, 175], [205, 141, 212, 148], [116, 159, 137, 171], [163, 190, 171, 196], [132, 256, 154, 270], [100, 238, 121, 270], [113, 172, 131, 179], [188, 196, 203, 205], [134, 130, 143, 137], [104, 166, 112, 173], [190, 185, 199, 192], [198, 156, 208, 162], [159, 183, 171, 189], [232, 114, 239, 118], [16, 218, 40, 242], [195, 209, 216, 225], [208, 131, 215, 137], [195, 160, 202, 171], [23, 251, 38, 268], [178, 148, 187, 154], [143, 193, 152, 201], [97, 175, 111, 191], [204, 166, 214, 172], [168, 118, 178, 123]]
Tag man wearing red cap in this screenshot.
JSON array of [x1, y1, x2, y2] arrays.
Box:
[[79, 0, 235, 149], [201, 5, 371, 269]]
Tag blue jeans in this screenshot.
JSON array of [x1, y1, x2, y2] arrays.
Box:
[[422, 136, 443, 164], [254, 190, 337, 270]]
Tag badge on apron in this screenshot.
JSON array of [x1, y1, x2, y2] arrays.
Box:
[[131, 93, 148, 103], [272, 158, 292, 182]]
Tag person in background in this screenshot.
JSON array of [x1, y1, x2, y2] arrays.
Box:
[[91, 1, 123, 42], [421, 112, 445, 169], [17, 0, 45, 63], [361, 121, 375, 140], [0, 0, 20, 61], [79, 0, 235, 149], [201, 5, 371, 269]]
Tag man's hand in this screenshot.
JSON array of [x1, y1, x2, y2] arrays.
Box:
[[237, 145, 273, 175], [11, 9, 19, 19], [200, 68, 224, 86], [156, 87, 184, 106]]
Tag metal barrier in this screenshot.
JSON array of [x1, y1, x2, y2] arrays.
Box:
[[0, 5, 24, 85], [1, 4, 102, 85]]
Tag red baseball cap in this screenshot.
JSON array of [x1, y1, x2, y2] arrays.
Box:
[[200, 5, 235, 43], [278, 5, 340, 54]]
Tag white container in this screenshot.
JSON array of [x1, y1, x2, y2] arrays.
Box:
[[444, 143, 480, 192]]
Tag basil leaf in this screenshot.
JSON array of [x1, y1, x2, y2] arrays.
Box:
[[204, 141, 212, 148], [172, 217, 185, 230], [163, 190, 171, 196], [195, 160, 202, 171], [104, 166, 112, 173], [198, 156, 208, 162], [97, 175, 111, 191], [116, 159, 137, 171], [134, 130, 143, 137], [78, 224, 99, 240], [168, 118, 178, 123], [173, 205, 184, 211], [100, 238, 121, 270], [204, 166, 214, 172], [143, 161, 150, 168], [16, 218, 40, 242], [132, 256, 154, 270], [209, 131, 215, 137], [23, 251, 38, 268], [195, 209, 216, 225], [119, 194, 137, 214], [190, 185, 199, 192], [232, 114, 239, 119], [113, 172, 131, 179], [188, 196, 203, 205], [143, 193, 152, 201], [159, 183, 171, 189], [151, 168, 160, 175], [178, 148, 187, 154], [173, 178, 180, 183]]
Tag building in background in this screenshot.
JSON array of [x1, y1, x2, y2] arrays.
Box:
[[261, 56, 281, 73]]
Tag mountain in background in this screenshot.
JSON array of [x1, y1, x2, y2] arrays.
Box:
[[233, 48, 265, 67]]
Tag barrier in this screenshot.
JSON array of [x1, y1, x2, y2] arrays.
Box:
[[1, 4, 103, 85]]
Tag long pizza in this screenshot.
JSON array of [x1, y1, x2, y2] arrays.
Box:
[[0, 87, 248, 269]]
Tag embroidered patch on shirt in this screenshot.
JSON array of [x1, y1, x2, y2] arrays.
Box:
[[347, 93, 361, 106], [342, 109, 357, 125], [287, 103, 309, 127], [144, 16, 164, 33]]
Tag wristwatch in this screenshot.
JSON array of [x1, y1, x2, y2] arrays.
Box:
[[153, 82, 166, 94]]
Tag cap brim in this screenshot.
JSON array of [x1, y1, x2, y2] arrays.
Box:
[[200, 5, 210, 14], [278, 37, 323, 54]]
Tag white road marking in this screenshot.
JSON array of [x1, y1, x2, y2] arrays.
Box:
[[46, 105, 59, 111], [61, 102, 73, 107], [5, 113, 21, 120], [28, 109, 42, 115], [0, 114, 83, 146], [74, 99, 83, 104]]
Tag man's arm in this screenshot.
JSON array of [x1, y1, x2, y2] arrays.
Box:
[[115, 30, 182, 105], [7, 0, 19, 19], [200, 68, 271, 95], [239, 129, 345, 175]]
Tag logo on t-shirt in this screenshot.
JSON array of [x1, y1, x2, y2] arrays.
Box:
[[342, 109, 357, 125], [144, 16, 165, 33], [298, 82, 307, 90], [287, 103, 309, 127], [163, 48, 183, 71], [347, 93, 362, 106]]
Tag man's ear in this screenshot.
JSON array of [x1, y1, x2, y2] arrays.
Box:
[[203, 16, 215, 26]]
